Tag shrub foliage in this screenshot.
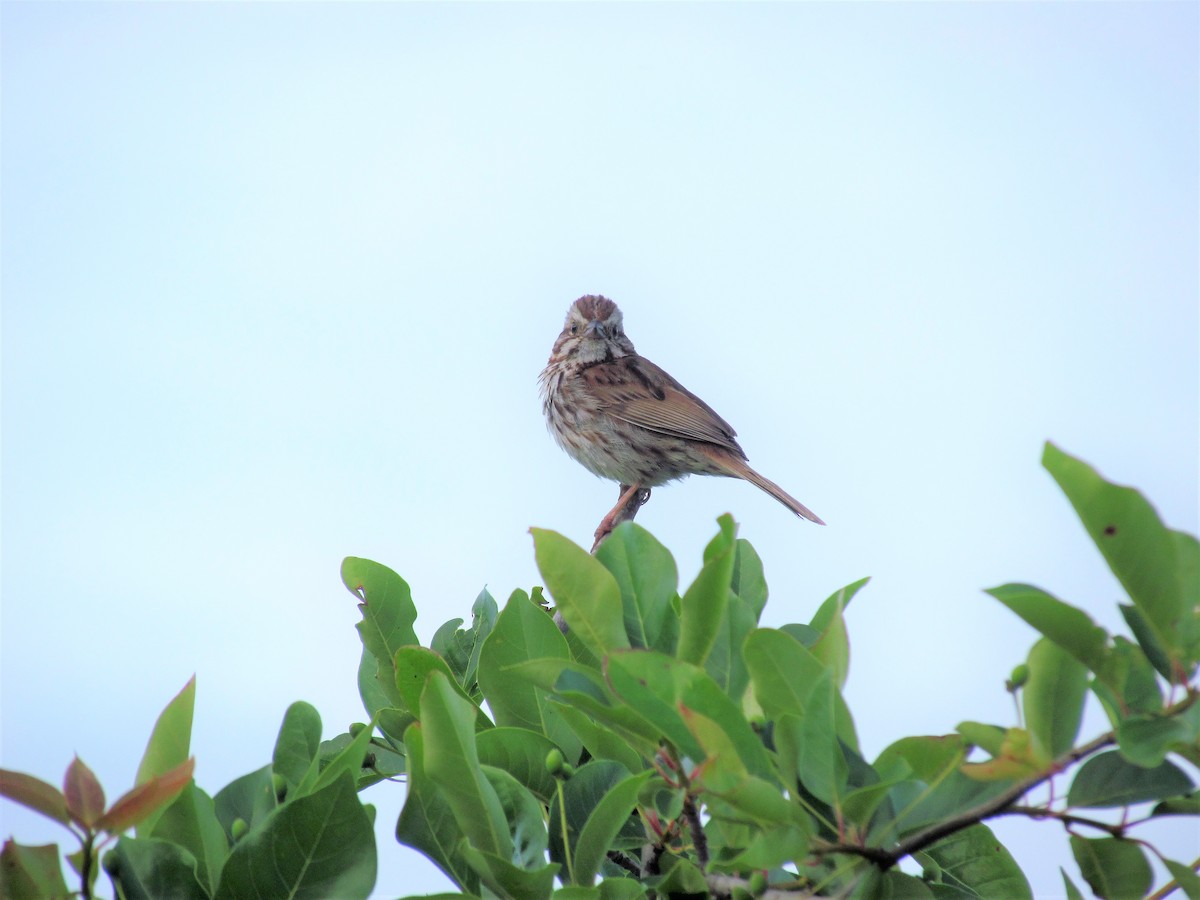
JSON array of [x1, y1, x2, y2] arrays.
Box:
[[3, 442, 1198, 899]]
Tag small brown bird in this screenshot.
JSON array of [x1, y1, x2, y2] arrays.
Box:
[[539, 295, 824, 542]]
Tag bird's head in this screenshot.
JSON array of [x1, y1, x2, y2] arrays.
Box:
[[552, 295, 637, 365]]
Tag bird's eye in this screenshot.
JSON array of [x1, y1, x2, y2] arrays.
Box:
[[569, 324, 579, 334]]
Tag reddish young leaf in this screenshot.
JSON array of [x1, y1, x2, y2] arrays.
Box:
[[63, 757, 106, 829], [0, 768, 70, 826], [96, 758, 195, 834]]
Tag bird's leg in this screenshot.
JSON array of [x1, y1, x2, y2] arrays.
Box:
[[591, 483, 652, 552]]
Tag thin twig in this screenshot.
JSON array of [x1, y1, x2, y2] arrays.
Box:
[[605, 849, 642, 876], [683, 793, 709, 869], [705, 873, 816, 899], [877, 728, 1120, 867], [1000, 805, 1128, 838], [1147, 855, 1200, 900]]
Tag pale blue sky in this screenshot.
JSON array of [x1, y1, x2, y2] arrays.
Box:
[[3, 3, 1197, 897]]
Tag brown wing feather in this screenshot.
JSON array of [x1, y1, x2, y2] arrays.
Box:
[[581, 356, 746, 457]]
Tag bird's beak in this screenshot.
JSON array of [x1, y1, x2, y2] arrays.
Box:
[[584, 321, 605, 339]]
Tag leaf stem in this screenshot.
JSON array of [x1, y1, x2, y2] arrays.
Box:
[[556, 780, 575, 884]]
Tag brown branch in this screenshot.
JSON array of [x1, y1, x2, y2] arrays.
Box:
[[876, 728, 1119, 868], [851, 690, 1199, 870], [811, 839, 897, 868], [683, 793, 709, 869], [999, 805, 1128, 838], [605, 849, 642, 876], [705, 873, 816, 898]]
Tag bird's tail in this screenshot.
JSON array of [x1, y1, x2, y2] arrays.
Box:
[[703, 448, 826, 525]]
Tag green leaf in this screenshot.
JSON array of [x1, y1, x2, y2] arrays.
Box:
[[605, 650, 775, 783], [396, 725, 477, 893], [514, 659, 663, 755], [134, 677, 196, 838], [919, 823, 1032, 899], [1061, 868, 1086, 900], [775, 670, 848, 806], [677, 515, 737, 667], [421, 672, 512, 859], [1116, 714, 1191, 768], [876, 736, 1010, 837], [1091, 636, 1164, 721], [1023, 638, 1088, 764], [1066, 750, 1193, 808], [345, 556, 419, 708], [135, 678, 196, 781], [478, 590, 582, 763], [147, 783, 229, 894], [212, 766, 274, 841], [874, 870, 936, 898], [1152, 789, 1200, 816], [476, 728, 562, 804], [396, 646, 492, 732], [1119, 603, 1176, 682], [63, 757, 106, 829], [955, 722, 1007, 757], [532, 528, 629, 656], [1043, 443, 1193, 682], [745, 628, 858, 750], [549, 762, 641, 880], [573, 771, 653, 885], [0, 770, 70, 827], [708, 821, 812, 872], [1164, 858, 1200, 900], [1070, 835, 1152, 900], [595, 522, 680, 653], [649, 857, 707, 895], [551, 703, 643, 773], [986, 585, 1111, 678], [310, 714, 378, 796], [481, 766, 548, 870], [458, 841, 558, 900], [356, 647, 412, 741], [809, 579, 868, 690], [215, 772, 375, 900], [730, 538, 769, 619], [272, 701, 322, 793], [597, 881, 648, 900], [465, 589, 499, 688], [703, 592, 756, 700], [0, 840, 70, 900], [104, 836, 206, 900]]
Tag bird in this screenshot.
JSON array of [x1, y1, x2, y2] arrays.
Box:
[[539, 294, 823, 546]]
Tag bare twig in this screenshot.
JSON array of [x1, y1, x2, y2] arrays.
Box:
[[999, 805, 1129, 838], [706, 873, 816, 898], [683, 793, 709, 869], [1147, 855, 1200, 900], [832, 690, 1198, 870], [875, 729, 1120, 867]]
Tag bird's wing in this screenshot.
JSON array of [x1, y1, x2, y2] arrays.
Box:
[[581, 356, 746, 456]]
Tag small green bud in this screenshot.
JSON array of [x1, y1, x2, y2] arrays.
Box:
[[271, 772, 288, 802], [545, 748, 565, 776], [231, 817, 249, 841], [349, 722, 368, 738], [559, 762, 575, 780], [1007, 664, 1030, 692]]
